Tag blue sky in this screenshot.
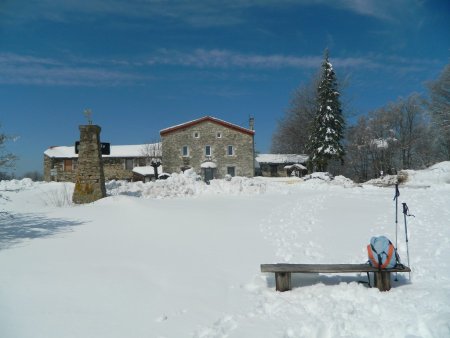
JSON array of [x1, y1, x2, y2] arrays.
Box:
[[0, 0, 448, 176]]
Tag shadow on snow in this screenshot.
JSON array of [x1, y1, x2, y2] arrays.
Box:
[[0, 212, 84, 250], [266, 272, 410, 290]]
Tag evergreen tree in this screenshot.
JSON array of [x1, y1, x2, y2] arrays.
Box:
[[307, 49, 345, 171]]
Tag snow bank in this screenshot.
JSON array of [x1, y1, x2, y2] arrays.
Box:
[[364, 161, 450, 188], [364, 174, 398, 187], [301, 172, 356, 189], [106, 169, 267, 198], [0, 178, 38, 191], [303, 172, 333, 181], [402, 161, 450, 187], [332, 175, 356, 187]]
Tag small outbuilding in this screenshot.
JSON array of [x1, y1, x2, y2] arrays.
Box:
[[256, 154, 309, 177], [132, 166, 164, 182]]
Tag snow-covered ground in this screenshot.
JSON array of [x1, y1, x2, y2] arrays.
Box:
[[1, 164, 450, 338]]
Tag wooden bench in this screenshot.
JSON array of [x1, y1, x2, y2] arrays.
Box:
[[260, 263, 411, 292]]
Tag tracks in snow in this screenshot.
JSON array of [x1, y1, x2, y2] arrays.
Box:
[[259, 191, 326, 263]]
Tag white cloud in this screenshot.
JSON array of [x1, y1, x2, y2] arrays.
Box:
[[5, 0, 249, 27], [335, 0, 393, 20], [0, 50, 438, 87], [5, 0, 422, 26], [309, 0, 423, 21], [0, 53, 145, 86], [145, 49, 377, 70]]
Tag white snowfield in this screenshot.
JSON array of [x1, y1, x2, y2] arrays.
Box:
[[1, 163, 450, 338]]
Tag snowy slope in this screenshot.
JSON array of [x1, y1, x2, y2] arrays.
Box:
[[1, 163, 450, 338]]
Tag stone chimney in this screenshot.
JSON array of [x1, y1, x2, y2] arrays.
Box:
[[72, 125, 106, 204], [249, 116, 255, 131]]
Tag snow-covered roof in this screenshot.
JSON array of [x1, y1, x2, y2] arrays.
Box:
[[44, 143, 162, 158], [284, 164, 307, 170], [256, 154, 308, 164], [44, 146, 77, 158], [132, 166, 163, 176]]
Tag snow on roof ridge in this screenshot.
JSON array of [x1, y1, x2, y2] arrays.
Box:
[[44, 143, 161, 158], [160, 115, 254, 135], [256, 153, 309, 164], [132, 166, 163, 176]]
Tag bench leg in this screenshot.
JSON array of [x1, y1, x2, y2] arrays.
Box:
[[374, 272, 391, 291], [275, 272, 291, 292]]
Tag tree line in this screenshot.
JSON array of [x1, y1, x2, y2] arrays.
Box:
[[272, 53, 449, 182]]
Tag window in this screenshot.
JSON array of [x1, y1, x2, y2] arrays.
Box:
[[227, 166, 235, 177], [205, 145, 211, 156], [125, 159, 134, 170], [193, 132, 200, 138], [227, 145, 234, 156], [63, 159, 73, 172], [216, 132, 222, 138], [182, 145, 189, 157]]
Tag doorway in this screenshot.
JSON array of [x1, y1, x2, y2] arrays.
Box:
[[204, 168, 215, 183]]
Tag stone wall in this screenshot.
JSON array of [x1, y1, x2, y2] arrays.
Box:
[[162, 120, 254, 178], [43, 155, 78, 182], [43, 155, 54, 181], [44, 156, 160, 182], [103, 158, 133, 181], [260, 163, 288, 177]]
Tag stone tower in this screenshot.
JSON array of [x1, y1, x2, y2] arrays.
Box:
[[72, 125, 106, 204]]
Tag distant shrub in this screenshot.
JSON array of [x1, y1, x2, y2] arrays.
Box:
[[41, 184, 74, 207], [397, 171, 408, 184], [22, 171, 44, 181]]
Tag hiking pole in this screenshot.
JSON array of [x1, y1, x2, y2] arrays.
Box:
[[394, 184, 400, 249], [393, 184, 400, 281], [402, 202, 415, 281]]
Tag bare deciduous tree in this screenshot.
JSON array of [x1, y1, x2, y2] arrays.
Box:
[[344, 94, 431, 182], [388, 94, 427, 169], [271, 75, 318, 154], [0, 124, 17, 179], [427, 64, 450, 160], [140, 141, 162, 164], [140, 141, 162, 179]]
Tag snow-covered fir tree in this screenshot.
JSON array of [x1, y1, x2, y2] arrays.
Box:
[[307, 49, 345, 172]]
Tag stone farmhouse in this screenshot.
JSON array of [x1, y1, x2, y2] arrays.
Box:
[[255, 154, 308, 177], [44, 143, 161, 182], [161, 116, 255, 181], [43, 116, 256, 182]]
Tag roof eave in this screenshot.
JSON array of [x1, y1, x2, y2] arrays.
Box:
[[160, 116, 254, 136]]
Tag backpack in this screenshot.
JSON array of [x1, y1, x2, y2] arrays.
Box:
[[367, 236, 400, 269]]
